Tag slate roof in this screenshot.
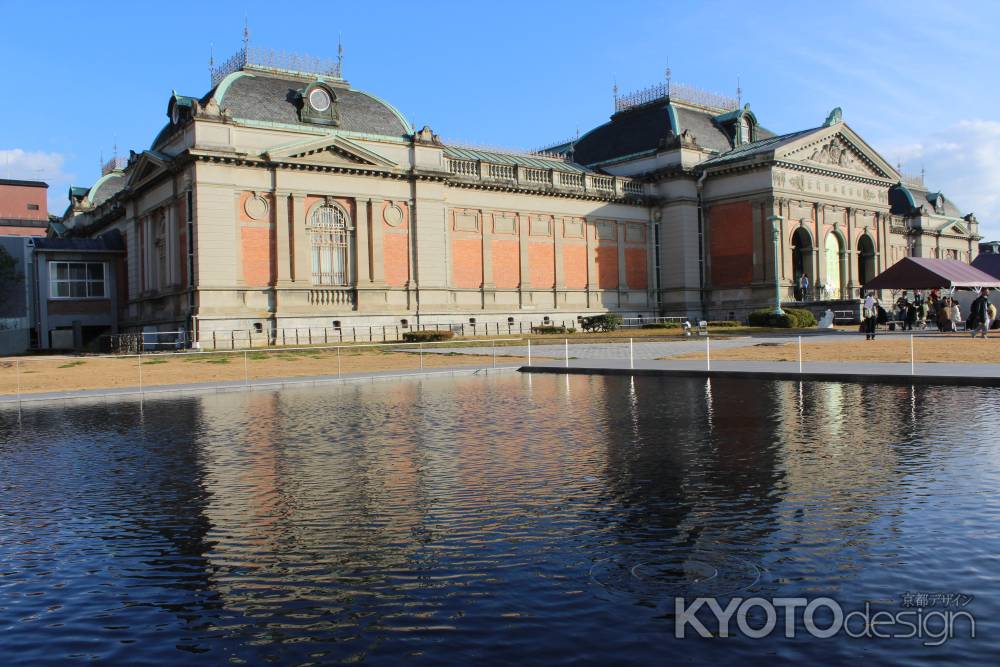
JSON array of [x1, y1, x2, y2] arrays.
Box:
[[443, 146, 591, 174], [890, 184, 966, 218], [570, 98, 778, 167], [34, 230, 125, 252], [217, 73, 411, 137]]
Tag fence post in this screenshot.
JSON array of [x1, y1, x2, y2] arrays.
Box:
[[798, 335, 802, 374], [244, 350, 249, 388], [213, 331, 217, 350], [564, 338, 569, 368], [629, 337, 634, 369], [231, 330, 235, 349], [527, 338, 532, 367], [706, 336, 710, 372]]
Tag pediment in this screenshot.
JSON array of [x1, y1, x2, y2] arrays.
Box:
[[777, 126, 897, 180], [265, 135, 397, 169], [938, 219, 969, 236], [125, 152, 168, 190]]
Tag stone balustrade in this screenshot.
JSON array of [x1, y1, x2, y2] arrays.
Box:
[[445, 158, 644, 198], [308, 288, 356, 306]]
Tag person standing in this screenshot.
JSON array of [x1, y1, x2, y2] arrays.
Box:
[[952, 299, 963, 332], [970, 287, 992, 339], [799, 273, 810, 302], [863, 293, 878, 340]]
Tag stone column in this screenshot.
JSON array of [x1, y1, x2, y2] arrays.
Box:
[[275, 191, 292, 285], [616, 222, 629, 291], [291, 194, 309, 283], [355, 198, 372, 286], [370, 198, 385, 285], [165, 203, 177, 287]]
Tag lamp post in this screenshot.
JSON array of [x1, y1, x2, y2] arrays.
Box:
[[767, 214, 785, 315]]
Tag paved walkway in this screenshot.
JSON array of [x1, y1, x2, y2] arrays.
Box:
[[522, 358, 1000, 385]]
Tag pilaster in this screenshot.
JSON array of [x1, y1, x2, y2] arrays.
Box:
[[291, 194, 309, 283], [275, 191, 292, 285]]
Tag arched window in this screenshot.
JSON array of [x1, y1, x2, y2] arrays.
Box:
[[739, 116, 752, 144], [310, 203, 353, 286]]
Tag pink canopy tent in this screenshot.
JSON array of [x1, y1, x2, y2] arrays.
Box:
[[863, 257, 1000, 290]]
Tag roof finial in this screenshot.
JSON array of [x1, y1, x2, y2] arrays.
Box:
[[613, 78, 619, 109], [338, 33, 344, 75], [209, 42, 215, 76], [737, 76, 742, 107], [243, 16, 250, 53], [664, 59, 672, 97]]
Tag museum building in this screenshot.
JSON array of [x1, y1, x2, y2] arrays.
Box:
[[57, 46, 981, 347]]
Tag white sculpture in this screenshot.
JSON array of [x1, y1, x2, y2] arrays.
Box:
[[818, 308, 835, 329]]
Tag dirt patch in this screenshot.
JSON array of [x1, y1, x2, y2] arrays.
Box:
[[668, 335, 1000, 364], [0, 348, 524, 395]]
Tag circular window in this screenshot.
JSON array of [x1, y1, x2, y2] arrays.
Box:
[[309, 88, 331, 112]]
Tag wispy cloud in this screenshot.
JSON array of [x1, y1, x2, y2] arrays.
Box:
[[880, 120, 1000, 240]]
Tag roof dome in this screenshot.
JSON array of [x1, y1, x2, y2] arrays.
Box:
[[215, 72, 411, 137]]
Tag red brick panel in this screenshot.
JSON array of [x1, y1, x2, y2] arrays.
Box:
[[452, 238, 483, 288], [709, 201, 753, 288], [596, 245, 618, 289], [625, 247, 648, 288], [492, 239, 520, 288], [528, 243, 555, 288], [383, 233, 409, 287], [563, 245, 587, 289], [241, 227, 274, 287]]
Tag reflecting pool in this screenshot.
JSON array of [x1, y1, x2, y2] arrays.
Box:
[[2, 374, 999, 665]]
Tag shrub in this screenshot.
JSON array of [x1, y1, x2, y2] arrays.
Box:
[[531, 325, 575, 334], [747, 307, 817, 328], [707, 320, 740, 327], [579, 314, 623, 332], [641, 322, 680, 329], [402, 329, 455, 343]]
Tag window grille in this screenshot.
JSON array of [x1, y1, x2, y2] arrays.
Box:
[[310, 204, 353, 286]]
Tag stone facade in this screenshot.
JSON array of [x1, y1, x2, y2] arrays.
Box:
[[60, 55, 980, 345]]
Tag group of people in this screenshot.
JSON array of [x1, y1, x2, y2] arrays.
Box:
[[861, 288, 994, 339]]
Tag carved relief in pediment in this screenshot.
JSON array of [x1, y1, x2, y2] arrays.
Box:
[[786, 134, 883, 178]]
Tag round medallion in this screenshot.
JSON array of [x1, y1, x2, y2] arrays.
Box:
[[383, 203, 404, 227], [244, 194, 269, 221], [309, 88, 331, 112]]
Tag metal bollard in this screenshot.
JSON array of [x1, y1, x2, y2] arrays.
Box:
[[493, 341, 497, 369], [910, 334, 914, 376], [564, 338, 569, 368], [338, 346, 342, 378], [629, 337, 634, 370], [244, 350, 249, 388], [527, 339, 532, 367], [706, 336, 710, 372], [419, 342, 423, 370]]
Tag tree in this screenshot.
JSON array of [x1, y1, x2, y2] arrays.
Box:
[[0, 245, 22, 285]]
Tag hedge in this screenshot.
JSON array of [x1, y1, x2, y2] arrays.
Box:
[[641, 322, 680, 329], [747, 307, 817, 328], [580, 314, 623, 332], [707, 320, 740, 327], [531, 325, 576, 334], [402, 330, 455, 342]]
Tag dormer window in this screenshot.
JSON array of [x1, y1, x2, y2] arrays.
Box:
[[739, 115, 753, 143], [300, 82, 339, 126]]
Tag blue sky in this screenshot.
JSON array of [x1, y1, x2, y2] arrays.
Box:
[[2, 0, 999, 238]]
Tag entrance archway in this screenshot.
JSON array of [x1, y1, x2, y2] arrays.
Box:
[[857, 235, 876, 288], [825, 232, 843, 298], [791, 227, 813, 299]]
